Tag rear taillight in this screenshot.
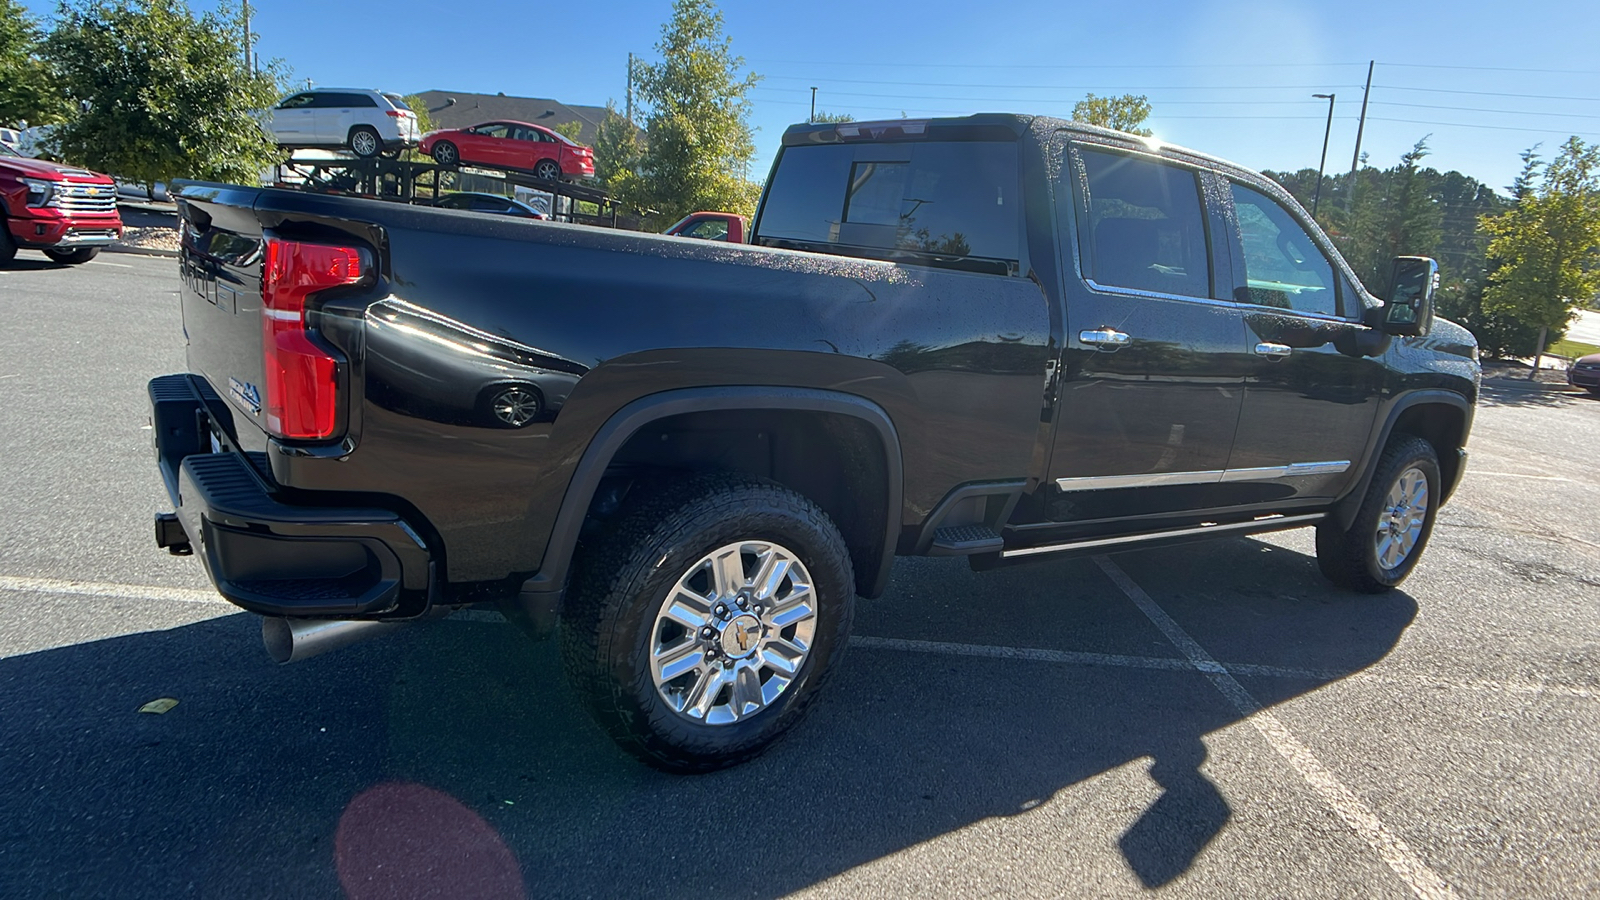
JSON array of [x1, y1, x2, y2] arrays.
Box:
[[386, 110, 412, 118], [261, 239, 365, 440]]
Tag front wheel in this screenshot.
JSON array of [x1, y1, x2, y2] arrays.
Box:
[[430, 141, 459, 167], [0, 217, 17, 265], [561, 474, 856, 772], [44, 247, 99, 265], [1315, 435, 1440, 593]]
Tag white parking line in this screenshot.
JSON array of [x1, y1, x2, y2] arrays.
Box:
[[95, 261, 136, 269], [0, 575, 226, 605], [1093, 555, 1460, 900]]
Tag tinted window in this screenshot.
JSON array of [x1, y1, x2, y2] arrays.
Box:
[[277, 94, 314, 110], [1230, 183, 1338, 316], [474, 123, 511, 139], [383, 93, 410, 111], [756, 141, 1020, 275], [683, 219, 729, 241], [1075, 147, 1211, 299]]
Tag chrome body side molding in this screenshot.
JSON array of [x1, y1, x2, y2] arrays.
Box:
[[1055, 461, 1349, 492]]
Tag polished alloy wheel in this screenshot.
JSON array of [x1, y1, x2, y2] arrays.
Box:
[[649, 540, 817, 726], [490, 386, 540, 426], [1374, 466, 1429, 569], [433, 142, 458, 166], [350, 130, 379, 157], [534, 160, 560, 181]]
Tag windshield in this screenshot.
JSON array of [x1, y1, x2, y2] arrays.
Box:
[[383, 93, 411, 111], [0, 142, 19, 158]]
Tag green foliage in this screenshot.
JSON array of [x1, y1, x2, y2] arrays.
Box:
[[592, 100, 642, 189], [625, 0, 762, 224], [1071, 93, 1152, 136], [811, 110, 853, 124], [550, 120, 584, 143], [0, 0, 63, 125], [1266, 139, 1506, 293], [1481, 136, 1600, 339], [1433, 277, 1541, 359], [402, 93, 436, 136], [45, 0, 286, 185]]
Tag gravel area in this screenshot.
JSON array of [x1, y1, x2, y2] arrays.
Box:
[[114, 225, 179, 253]]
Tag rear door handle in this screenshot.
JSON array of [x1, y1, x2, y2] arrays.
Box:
[[1254, 342, 1291, 358], [1080, 329, 1131, 349]]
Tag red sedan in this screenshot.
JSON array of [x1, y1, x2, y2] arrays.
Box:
[[420, 121, 595, 181]]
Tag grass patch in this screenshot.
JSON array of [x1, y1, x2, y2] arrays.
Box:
[[1547, 338, 1600, 360]]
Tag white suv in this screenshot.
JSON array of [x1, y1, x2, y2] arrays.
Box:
[[263, 89, 420, 158]]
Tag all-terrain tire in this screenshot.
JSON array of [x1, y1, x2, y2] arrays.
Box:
[[560, 473, 856, 773], [1315, 434, 1441, 593]]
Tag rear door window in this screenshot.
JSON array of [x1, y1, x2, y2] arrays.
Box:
[[1073, 147, 1213, 300], [755, 141, 1020, 275]]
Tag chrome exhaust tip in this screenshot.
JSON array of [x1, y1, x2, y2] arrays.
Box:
[[261, 616, 403, 665]]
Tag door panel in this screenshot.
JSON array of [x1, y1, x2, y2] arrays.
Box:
[[1225, 182, 1383, 500], [1046, 143, 1253, 522]]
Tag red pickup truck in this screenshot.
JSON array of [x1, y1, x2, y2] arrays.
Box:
[[0, 142, 122, 265], [664, 211, 747, 243]]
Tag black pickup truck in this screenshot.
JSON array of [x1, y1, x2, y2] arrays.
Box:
[[150, 115, 1478, 771]]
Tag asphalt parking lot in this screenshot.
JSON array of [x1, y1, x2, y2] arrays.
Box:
[[1, 250, 1597, 899]]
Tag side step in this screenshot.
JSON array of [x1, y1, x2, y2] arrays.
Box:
[[929, 524, 1004, 556]]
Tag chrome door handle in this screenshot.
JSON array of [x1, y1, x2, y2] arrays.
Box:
[[1254, 342, 1291, 358], [1080, 329, 1131, 349]]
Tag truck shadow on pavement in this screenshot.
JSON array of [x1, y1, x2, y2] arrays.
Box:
[[0, 538, 1415, 898]]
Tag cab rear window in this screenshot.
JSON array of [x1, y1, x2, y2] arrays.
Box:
[[755, 141, 1020, 276]]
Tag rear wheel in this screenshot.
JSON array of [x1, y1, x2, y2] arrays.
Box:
[[431, 141, 459, 166], [1315, 435, 1440, 593], [533, 159, 561, 181], [348, 126, 382, 158], [44, 247, 99, 265], [561, 474, 855, 772]]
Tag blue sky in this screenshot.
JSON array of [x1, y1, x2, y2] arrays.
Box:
[[22, 0, 1600, 193]]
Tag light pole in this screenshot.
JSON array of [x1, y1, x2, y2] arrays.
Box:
[[1311, 93, 1336, 218], [810, 87, 817, 124]]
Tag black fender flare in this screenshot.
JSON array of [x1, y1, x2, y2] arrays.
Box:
[[518, 386, 904, 620], [1332, 389, 1473, 530]]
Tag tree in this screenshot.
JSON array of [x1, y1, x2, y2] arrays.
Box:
[[811, 110, 853, 124], [550, 120, 584, 143], [45, 0, 286, 186], [0, 0, 62, 125], [626, 0, 762, 224], [591, 101, 643, 189], [1072, 93, 1152, 136], [1481, 136, 1600, 371]]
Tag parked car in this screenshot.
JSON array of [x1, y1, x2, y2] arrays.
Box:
[[420, 121, 595, 181], [1568, 352, 1600, 396], [262, 89, 419, 158], [153, 113, 1477, 772], [665, 211, 747, 243], [0, 141, 122, 265], [433, 192, 547, 219]]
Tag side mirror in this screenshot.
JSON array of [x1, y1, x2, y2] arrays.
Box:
[[1376, 256, 1437, 337]]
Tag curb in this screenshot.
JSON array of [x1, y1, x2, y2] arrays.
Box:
[[1480, 378, 1584, 394], [104, 244, 178, 258]]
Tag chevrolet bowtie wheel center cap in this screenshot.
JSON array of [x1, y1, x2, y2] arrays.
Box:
[[720, 614, 763, 659]]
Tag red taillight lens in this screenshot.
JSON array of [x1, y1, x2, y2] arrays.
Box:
[[261, 239, 365, 440]]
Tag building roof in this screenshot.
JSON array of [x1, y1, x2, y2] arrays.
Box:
[[413, 90, 612, 146]]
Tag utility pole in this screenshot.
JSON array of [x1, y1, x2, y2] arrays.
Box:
[[241, 0, 252, 72], [1312, 93, 1335, 217], [1345, 60, 1374, 213], [625, 53, 634, 123], [810, 87, 817, 124]]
